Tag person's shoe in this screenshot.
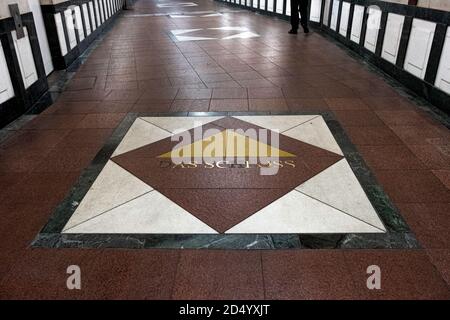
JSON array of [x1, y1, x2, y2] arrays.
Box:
[[288, 29, 298, 34], [302, 25, 310, 34]]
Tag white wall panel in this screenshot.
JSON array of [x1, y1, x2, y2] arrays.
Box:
[[99, 0, 105, 23], [276, 0, 283, 14], [259, 0, 266, 11], [12, 28, 38, 89], [267, 0, 274, 12], [54, 12, 67, 56], [310, 0, 322, 23], [381, 13, 405, 64], [330, 0, 340, 31], [404, 18, 436, 79], [28, 0, 54, 75], [364, 6, 382, 53], [0, 42, 15, 104], [323, 0, 331, 26], [286, 0, 291, 16], [94, 0, 101, 27], [435, 27, 450, 94], [64, 9, 77, 49], [106, 0, 110, 18], [339, 2, 351, 36], [74, 6, 85, 42], [89, 2, 96, 31], [102, 0, 107, 20], [82, 4, 92, 36], [107, 0, 111, 18], [350, 4, 364, 43]]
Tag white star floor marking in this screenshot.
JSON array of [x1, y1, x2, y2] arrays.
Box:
[[170, 13, 223, 18], [170, 27, 260, 41], [157, 2, 198, 8]]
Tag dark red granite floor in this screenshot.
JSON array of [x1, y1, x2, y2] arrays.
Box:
[[0, 0, 449, 299]]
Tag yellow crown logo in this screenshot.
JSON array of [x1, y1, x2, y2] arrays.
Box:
[[158, 130, 296, 159]]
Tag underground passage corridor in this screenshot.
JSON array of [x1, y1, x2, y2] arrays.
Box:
[[0, 0, 449, 302]]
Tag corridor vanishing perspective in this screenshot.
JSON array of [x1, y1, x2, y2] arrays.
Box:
[[0, 0, 449, 301]]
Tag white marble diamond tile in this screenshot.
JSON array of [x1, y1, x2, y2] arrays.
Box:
[[62, 161, 153, 231], [233, 115, 317, 133], [64, 191, 218, 234], [141, 116, 223, 134], [283, 116, 343, 155], [225, 190, 383, 234], [112, 118, 171, 156], [62, 115, 386, 235], [296, 159, 385, 231]]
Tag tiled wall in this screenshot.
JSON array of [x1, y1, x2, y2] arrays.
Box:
[[0, 0, 124, 127], [319, 0, 450, 96], [43, 0, 125, 69], [218, 0, 450, 112], [0, 3, 40, 105], [0, 11, 48, 127]]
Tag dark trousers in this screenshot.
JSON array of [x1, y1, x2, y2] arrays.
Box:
[[290, 0, 308, 30]]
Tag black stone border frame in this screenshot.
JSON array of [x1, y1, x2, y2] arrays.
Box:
[[32, 111, 419, 250]]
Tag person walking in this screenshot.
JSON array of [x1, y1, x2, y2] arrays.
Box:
[[289, 0, 309, 34]]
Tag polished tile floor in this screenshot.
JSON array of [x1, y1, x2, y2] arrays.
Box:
[[0, 0, 449, 299]]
